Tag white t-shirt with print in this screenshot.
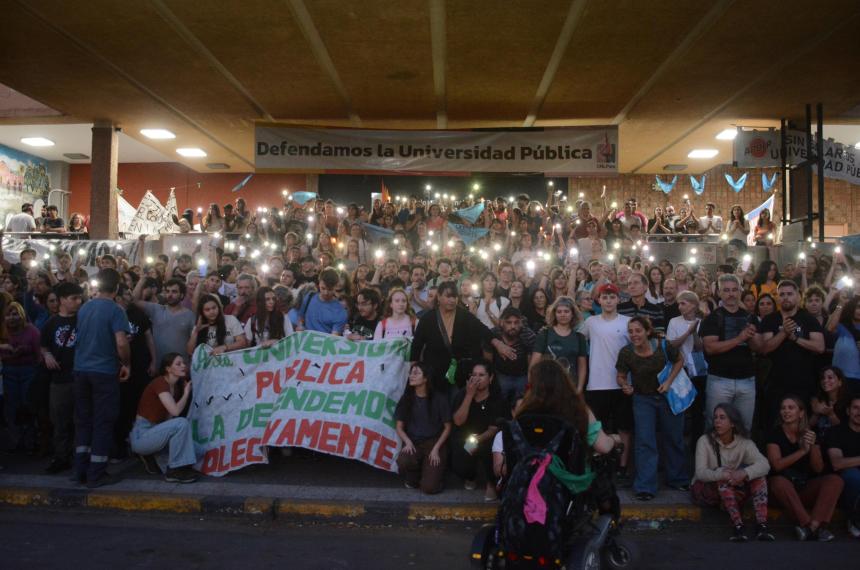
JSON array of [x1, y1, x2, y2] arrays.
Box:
[[204, 314, 245, 348], [244, 314, 295, 346]]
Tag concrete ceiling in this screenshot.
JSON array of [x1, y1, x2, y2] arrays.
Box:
[[0, 0, 858, 174]]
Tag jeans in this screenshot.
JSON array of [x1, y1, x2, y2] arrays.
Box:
[[73, 372, 120, 482], [49, 382, 75, 461], [2, 365, 36, 449], [632, 394, 688, 495], [497, 373, 527, 407], [839, 468, 860, 523], [130, 417, 197, 472], [705, 375, 755, 433]]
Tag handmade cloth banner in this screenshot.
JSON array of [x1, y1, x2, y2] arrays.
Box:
[[447, 222, 490, 246], [655, 175, 677, 194], [127, 191, 168, 236], [117, 195, 137, 234], [725, 173, 748, 193], [291, 191, 318, 205], [188, 332, 411, 476], [745, 194, 775, 246], [360, 223, 394, 243], [161, 189, 181, 233], [1, 236, 140, 270], [255, 125, 619, 174], [734, 129, 860, 186], [762, 172, 779, 192], [689, 175, 706, 195], [454, 202, 485, 223]]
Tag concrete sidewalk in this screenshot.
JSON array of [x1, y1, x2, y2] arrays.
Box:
[[0, 451, 766, 524]]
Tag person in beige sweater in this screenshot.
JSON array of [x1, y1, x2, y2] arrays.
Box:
[[692, 403, 775, 542]]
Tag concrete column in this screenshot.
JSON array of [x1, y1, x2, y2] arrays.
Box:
[[306, 173, 319, 195], [89, 121, 118, 239]]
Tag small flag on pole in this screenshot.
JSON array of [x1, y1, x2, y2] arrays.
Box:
[[231, 174, 253, 192]]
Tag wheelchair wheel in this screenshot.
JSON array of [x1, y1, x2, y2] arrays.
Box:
[[566, 537, 602, 570], [601, 537, 640, 569], [469, 524, 497, 569]]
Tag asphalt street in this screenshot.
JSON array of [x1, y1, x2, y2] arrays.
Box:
[[0, 510, 856, 569]]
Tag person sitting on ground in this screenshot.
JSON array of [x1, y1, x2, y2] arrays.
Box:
[[766, 395, 844, 541], [395, 362, 452, 494], [451, 360, 511, 501], [810, 366, 848, 439], [692, 403, 775, 542], [130, 353, 198, 483], [825, 394, 860, 540]]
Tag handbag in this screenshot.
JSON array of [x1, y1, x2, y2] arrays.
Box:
[[657, 339, 697, 415]]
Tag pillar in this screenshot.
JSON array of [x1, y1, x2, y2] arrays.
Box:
[[89, 121, 118, 239]]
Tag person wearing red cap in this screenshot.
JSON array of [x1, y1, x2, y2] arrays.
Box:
[[581, 282, 632, 482]]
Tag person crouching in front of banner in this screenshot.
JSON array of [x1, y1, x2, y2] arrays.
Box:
[[395, 362, 452, 494], [130, 352, 198, 484]]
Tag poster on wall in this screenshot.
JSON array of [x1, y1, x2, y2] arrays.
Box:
[[0, 143, 51, 226], [733, 130, 860, 186], [256, 125, 619, 174]]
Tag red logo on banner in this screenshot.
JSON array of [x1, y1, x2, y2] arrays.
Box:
[[749, 138, 768, 158]]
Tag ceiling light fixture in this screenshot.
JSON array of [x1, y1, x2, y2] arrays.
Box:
[[855, 142, 860, 149], [20, 137, 54, 147], [688, 149, 719, 159], [715, 129, 738, 140], [176, 147, 206, 157], [63, 153, 90, 160], [663, 164, 687, 171], [206, 162, 230, 169], [140, 128, 176, 140]]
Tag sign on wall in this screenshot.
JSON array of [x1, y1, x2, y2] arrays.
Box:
[[189, 332, 410, 476], [255, 125, 619, 174], [734, 129, 860, 186]]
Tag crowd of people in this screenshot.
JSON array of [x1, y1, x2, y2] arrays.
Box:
[[0, 190, 858, 543]]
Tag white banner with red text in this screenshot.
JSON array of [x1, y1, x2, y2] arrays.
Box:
[[255, 125, 619, 174], [188, 332, 410, 476]]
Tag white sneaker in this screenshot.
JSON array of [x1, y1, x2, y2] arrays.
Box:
[[848, 519, 860, 539]]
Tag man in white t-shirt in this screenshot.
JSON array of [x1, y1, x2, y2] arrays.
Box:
[[580, 283, 632, 480], [6, 203, 36, 232], [699, 202, 723, 236]]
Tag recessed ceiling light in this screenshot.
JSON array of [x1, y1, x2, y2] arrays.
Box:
[[176, 147, 206, 157], [206, 162, 230, 169], [855, 141, 860, 149], [140, 128, 176, 140], [715, 128, 738, 140], [663, 164, 687, 171], [63, 153, 90, 160], [20, 137, 54, 147], [688, 149, 719, 159]]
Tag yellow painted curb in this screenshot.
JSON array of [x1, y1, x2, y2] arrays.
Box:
[[244, 497, 275, 515], [87, 492, 201, 513], [621, 505, 702, 521], [0, 487, 53, 507], [277, 501, 365, 518], [408, 504, 498, 522]]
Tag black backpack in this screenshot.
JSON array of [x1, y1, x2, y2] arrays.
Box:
[[497, 419, 578, 564]]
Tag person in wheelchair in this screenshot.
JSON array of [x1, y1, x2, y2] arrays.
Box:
[[477, 360, 630, 569]]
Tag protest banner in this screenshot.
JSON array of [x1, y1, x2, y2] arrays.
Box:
[[127, 191, 168, 236], [256, 125, 619, 174], [1, 235, 140, 270], [188, 331, 411, 476]]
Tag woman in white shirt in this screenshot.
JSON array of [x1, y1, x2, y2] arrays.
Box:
[[474, 272, 510, 329], [187, 294, 247, 355], [667, 290, 706, 442], [244, 286, 294, 347], [374, 288, 416, 340]]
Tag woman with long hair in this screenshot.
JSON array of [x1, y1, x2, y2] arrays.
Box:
[[616, 316, 688, 501], [646, 265, 664, 304], [673, 262, 692, 293], [395, 362, 452, 494], [0, 301, 40, 452], [68, 212, 88, 233], [341, 238, 362, 273], [525, 288, 549, 332], [374, 287, 416, 340], [506, 280, 527, 312], [751, 261, 780, 299], [754, 293, 776, 324], [201, 203, 224, 234], [727, 205, 749, 245], [692, 403, 774, 542], [753, 208, 775, 246], [766, 395, 845, 541], [474, 272, 510, 330], [129, 353, 198, 483], [425, 203, 446, 232], [244, 286, 294, 347], [810, 367, 848, 438], [530, 296, 587, 392], [187, 294, 246, 355]]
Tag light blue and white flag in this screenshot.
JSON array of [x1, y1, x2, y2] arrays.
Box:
[[454, 202, 485, 224], [448, 222, 490, 246], [762, 172, 778, 192], [655, 175, 677, 194], [689, 175, 706, 195], [725, 172, 748, 192]]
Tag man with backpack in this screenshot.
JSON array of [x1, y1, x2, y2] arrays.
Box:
[[700, 274, 757, 433]]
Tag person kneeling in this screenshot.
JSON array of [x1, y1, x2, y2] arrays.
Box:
[[395, 362, 452, 494], [692, 403, 774, 542], [130, 353, 198, 483]]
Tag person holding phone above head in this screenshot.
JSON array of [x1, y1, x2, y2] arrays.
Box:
[[130, 353, 198, 483]]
